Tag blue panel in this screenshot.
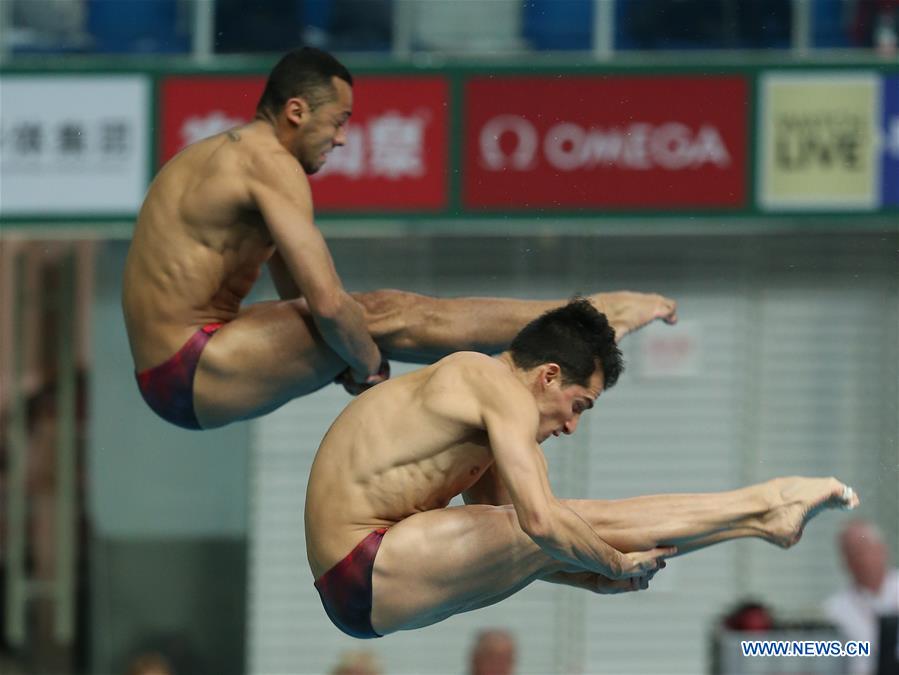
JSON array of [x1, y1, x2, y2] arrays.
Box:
[[87, 0, 188, 53], [303, 0, 332, 29], [812, 0, 852, 48], [522, 0, 592, 51], [613, 0, 790, 50], [882, 76, 899, 206]]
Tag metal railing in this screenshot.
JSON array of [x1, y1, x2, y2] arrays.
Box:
[[0, 0, 882, 65]]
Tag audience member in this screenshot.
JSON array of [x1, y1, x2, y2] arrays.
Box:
[[125, 651, 174, 675], [330, 649, 382, 675], [469, 629, 517, 675], [850, 0, 899, 52], [824, 519, 899, 675]]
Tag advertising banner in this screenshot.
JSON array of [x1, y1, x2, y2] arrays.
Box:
[[463, 76, 749, 210], [882, 75, 899, 207], [158, 76, 265, 164], [0, 75, 150, 216], [759, 72, 880, 211], [159, 76, 449, 211]]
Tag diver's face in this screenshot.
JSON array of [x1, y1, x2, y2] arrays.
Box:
[[296, 76, 352, 174], [535, 366, 603, 443]]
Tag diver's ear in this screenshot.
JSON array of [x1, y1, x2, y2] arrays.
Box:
[[541, 363, 562, 386], [284, 97, 311, 127]]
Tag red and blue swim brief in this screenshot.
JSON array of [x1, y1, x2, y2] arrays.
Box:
[[135, 323, 222, 430], [314, 528, 387, 639]]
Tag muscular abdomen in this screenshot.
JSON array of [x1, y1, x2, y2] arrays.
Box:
[[123, 131, 274, 370], [305, 365, 494, 573]]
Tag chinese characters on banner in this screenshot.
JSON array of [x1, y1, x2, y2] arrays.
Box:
[[0, 76, 150, 216], [2, 71, 895, 220], [309, 78, 447, 210], [315, 111, 428, 180], [159, 76, 449, 212]]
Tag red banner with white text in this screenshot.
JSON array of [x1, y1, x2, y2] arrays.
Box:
[[159, 76, 449, 212], [463, 76, 749, 210]]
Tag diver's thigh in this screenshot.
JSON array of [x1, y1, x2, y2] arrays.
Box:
[[370, 505, 554, 634], [193, 300, 346, 426]]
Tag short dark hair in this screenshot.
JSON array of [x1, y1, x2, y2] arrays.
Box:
[[256, 47, 353, 117], [509, 299, 623, 389]]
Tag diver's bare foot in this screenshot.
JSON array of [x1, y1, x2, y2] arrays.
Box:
[[759, 477, 859, 548], [589, 292, 678, 342]]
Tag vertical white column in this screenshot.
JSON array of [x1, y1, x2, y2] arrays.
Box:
[[392, 0, 414, 59], [593, 0, 616, 60], [791, 0, 812, 56], [192, 0, 216, 62]]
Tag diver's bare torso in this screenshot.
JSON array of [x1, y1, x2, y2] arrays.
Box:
[[305, 352, 519, 577], [122, 122, 293, 371]]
